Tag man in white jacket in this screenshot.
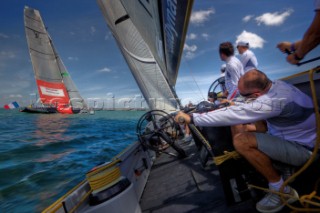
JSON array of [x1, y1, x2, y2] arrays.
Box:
[[219, 42, 244, 100], [237, 41, 258, 72], [175, 69, 316, 213]]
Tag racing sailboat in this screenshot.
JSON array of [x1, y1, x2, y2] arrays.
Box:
[[21, 6, 87, 114], [43, 1, 320, 212], [43, 0, 193, 212]]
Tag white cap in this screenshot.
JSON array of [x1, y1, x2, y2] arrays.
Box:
[[220, 64, 226, 73], [237, 41, 249, 47]]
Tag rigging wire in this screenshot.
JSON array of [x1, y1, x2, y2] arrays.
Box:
[[181, 60, 206, 103]]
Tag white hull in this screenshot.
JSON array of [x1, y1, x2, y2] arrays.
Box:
[[43, 142, 155, 213]]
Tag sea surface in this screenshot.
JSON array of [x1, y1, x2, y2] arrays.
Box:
[[0, 109, 146, 212]]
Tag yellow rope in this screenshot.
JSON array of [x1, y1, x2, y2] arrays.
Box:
[[86, 159, 120, 178], [86, 166, 121, 192], [213, 150, 241, 165], [299, 191, 320, 208], [248, 184, 320, 211]]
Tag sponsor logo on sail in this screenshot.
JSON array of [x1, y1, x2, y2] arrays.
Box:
[[39, 86, 65, 97], [164, 0, 177, 54]]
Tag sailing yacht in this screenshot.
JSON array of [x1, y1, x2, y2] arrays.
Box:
[[43, 1, 320, 212], [21, 6, 87, 114]]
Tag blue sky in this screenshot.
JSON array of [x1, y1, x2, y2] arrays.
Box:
[[0, 0, 319, 108]]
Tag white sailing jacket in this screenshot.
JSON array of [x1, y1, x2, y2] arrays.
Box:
[[193, 80, 316, 148], [225, 56, 244, 99], [239, 49, 258, 72]]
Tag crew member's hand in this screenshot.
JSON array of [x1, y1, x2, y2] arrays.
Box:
[[286, 53, 300, 65], [174, 111, 191, 124], [219, 99, 234, 106], [277, 42, 291, 53], [223, 90, 229, 98]]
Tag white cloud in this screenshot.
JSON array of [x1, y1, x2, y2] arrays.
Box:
[[0, 33, 9, 39], [190, 9, 215, 25], [236, 30, 265, 49], [97, 67, 112, 72], [177, 74, 218, 86], [90, 26, 96, 35], [0, 51, 15, 59], [187, 33, 197, 40], [201, 33, 209, 40], [184, 44, 197, 52], [185, 52, 196, 59], [243, 15, 254, 23], [67, 56, 79, 61], [104, 32, 112, 40], [82, 85, 106, 92], [9, 94, 22, 98], [106, 92, 115, 98], [184, 43, 198, 59], [255, 9, 293, 26]]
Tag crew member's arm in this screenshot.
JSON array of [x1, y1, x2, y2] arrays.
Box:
[[192, 101, 281, 127], [288, 10, 320, 64], [278, 10, 320, 64]]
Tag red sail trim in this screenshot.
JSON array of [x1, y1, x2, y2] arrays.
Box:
[[36, 79, 70, 105]]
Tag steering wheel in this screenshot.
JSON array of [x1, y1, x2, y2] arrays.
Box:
[[136, 110, 187, 158], [207, 76, 227, 101]]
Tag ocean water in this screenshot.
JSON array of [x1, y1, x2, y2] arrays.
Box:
[[0, 109, 145, 212]]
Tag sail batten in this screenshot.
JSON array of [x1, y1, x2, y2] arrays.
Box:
[[29, 47, 56, 56], [24, 26, 46, 34]]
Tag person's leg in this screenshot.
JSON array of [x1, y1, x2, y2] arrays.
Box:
[[233, 132, 308, 212], [230, 124, 246, 136], [233, 132, 280, 182], [231, 121, 267, 134], [254, 133, 311, 166]]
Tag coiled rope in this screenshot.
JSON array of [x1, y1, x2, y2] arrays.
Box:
[[86, 160, 121, 192], [213, 150, 241, 165]]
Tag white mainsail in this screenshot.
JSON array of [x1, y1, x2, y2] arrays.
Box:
[[97, 0, 193, 111]]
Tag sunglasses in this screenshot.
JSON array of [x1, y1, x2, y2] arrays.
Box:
[[239, 91, 256, 97], [239, 80, 270, 98]]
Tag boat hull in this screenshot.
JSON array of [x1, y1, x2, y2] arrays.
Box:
[[42, 142, 155, 213], [20, 106, 57, 114]]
